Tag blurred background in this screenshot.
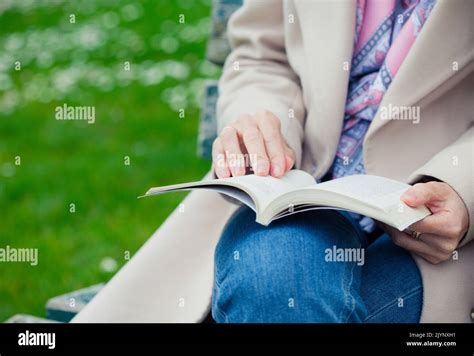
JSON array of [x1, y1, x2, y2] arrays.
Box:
[[0, 0, 222, 321]]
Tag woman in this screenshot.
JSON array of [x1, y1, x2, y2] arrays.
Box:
[[72, 0, 473, 324], [211, 0, 473, 323]]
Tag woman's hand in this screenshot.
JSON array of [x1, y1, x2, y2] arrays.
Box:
[[212, 111, 295, 178], [385, 181, 469, 264]]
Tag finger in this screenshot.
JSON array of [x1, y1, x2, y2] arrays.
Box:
[[220, 126, 246, 176], [408, 212, 450, 236], [256, 112, 286, 178], [401, 182, 440, 208], [392, 220, 456, 258], [415, 253, 443, 265], [417, 253, 452, 265], [239, 122, 270, 176], [389, 228, 449, 262], [415, 233, 458, 255], [409, 210, 466, 241], [212, 138, 230, 178]]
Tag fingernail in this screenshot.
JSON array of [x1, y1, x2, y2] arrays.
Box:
[[272, 164, 281, 177], [220, 169, 230, 178], [402, 191, 417, 203], [256, 161, 269, 175], [216, 167, 226, 178]]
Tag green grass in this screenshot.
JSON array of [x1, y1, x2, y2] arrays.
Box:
[[0, 0, 216, 321]]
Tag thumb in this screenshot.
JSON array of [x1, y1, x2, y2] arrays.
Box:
[[401, 183, 436, 208]]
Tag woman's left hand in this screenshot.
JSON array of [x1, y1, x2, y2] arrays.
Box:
[[385, 181, 469, 264]]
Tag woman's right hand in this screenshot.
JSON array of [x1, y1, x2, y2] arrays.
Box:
[[212, 110, 295, 179]]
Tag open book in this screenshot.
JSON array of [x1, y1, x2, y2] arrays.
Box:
[[143, 170, 431, 231]]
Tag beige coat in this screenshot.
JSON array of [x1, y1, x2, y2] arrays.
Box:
[[73, 0, 474, 323]]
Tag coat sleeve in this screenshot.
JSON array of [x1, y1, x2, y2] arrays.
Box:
[[408, 125, 474, 248], [216, 0, 305, 167]]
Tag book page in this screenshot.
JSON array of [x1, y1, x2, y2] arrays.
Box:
[[144, 169, 315, 214], [303, 175, 430, 230], [206, 185, 256, 211], [311, 175, 412, 209], [226, 169, 315, 210]]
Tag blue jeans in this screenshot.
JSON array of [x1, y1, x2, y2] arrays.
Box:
[[212, 207, 423, 323]]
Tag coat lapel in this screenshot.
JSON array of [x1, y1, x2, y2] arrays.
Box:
[[365, 0, 474, 141], [293, 0, 356, 177], [293, 0, 356, 108]]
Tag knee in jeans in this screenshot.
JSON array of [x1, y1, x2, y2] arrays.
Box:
[[213, 208, 364, 320], [214, 238, 296, 315], [214, 217, 322, 307]]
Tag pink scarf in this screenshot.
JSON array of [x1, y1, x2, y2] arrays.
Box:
[[330, 0, 437, 232]]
